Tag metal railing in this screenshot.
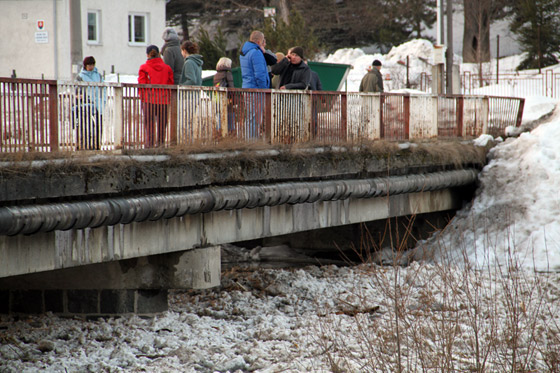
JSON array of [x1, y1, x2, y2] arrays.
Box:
[[0, 78, 525, 153]]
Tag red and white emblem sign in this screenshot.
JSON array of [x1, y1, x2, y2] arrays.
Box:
[[37, 20, 44, 30]]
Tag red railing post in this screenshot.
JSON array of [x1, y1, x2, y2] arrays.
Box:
[[264, 91, 272, 143], [169, 88, 177, 146], [340, 92, 347, 141], [516, 98, 525, 127], [403, 94, 410, 139], [48, 81, 59, 152], [456, 96, 464, 137]]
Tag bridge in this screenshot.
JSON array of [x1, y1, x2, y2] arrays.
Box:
[[0, 78, 523, 315]]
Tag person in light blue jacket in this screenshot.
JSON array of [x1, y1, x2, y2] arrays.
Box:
[[74, 56, 104, 150]]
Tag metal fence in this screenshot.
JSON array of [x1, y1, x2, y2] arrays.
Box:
[[418, 70, 560, 98], [0, 78, 525, 153]]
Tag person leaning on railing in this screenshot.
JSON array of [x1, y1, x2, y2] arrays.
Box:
[[138, 45, 174, 148], [270, 47, 312, 90]]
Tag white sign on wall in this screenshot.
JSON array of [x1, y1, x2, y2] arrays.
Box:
[[35, 31, 49, 43]]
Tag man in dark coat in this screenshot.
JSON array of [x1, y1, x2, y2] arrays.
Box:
[[359, 59, 384, 93], [271, 46, 312, 90]]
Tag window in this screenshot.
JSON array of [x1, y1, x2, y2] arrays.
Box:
[[128, 13, 148, 45], [87, 10, 101, 44]]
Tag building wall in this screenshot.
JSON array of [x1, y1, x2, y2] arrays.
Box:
[[0, 0, 166, 80], [80, 0, 167, 79]]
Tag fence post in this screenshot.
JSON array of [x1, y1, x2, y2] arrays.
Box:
[[264, 91, 272, 143], [456, 96, 464, 137], [113, 85, 123, 149], [48, 81, 59, 152], [379, 94, 385, 139], [403, 94, 410, 139], [341, 92, 347, 141], [515, 98, 525, 127], [169, 88, 178, 146], [482, 96, 489, 135]]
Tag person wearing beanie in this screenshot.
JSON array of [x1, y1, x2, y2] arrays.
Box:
[[74, 55, 104, 150], [359, 59, 384, 93], [138, 45, 174, 147], [270, 46, 312, 90], [161, 28, 183, 84]]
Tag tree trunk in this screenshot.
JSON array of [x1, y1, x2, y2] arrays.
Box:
[[462, 0, 491, 63], [273, 0, 291, 24]]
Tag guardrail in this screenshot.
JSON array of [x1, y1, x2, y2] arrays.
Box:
[[0, 78, 524, 153]]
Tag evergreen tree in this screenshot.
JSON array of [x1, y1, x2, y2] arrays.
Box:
[[262, 10, 321, 60], [196, 27, 240, 69], [509, 0, 560, 70]]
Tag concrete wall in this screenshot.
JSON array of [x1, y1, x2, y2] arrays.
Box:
[[0, 0, 166, 80]]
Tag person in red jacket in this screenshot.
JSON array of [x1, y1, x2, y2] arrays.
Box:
[[138, 45, 174, 147]]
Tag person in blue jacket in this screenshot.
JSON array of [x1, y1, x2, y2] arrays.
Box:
[[240, 31, 269, 89], [239, 31, 269, 138]]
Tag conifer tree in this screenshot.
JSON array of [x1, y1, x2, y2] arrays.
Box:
[[509, 0, 560, 70]]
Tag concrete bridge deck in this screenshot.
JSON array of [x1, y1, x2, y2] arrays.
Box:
[[0, 141, 489, 315]]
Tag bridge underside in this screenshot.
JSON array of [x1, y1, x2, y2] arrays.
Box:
[[0, 187, 466, 315]]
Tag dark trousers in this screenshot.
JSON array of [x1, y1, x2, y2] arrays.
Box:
[[142, 102, 168, 147], [75, 106, 102, 150]]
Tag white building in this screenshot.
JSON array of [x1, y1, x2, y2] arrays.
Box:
[[0, 0, 167, 80]]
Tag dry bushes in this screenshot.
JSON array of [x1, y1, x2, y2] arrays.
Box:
[[312, 221, 560, 372]]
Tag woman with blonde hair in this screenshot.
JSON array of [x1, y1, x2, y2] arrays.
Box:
[[213, 57, 234, 88]]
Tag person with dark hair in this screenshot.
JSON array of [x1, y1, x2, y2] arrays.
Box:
[[359, 59, 384, 93], [73, 56, 104, 150], [138, 45, 174, 147], [270, 46, 312, 90], [179, 41, 203, 86], [161, 28, 183, 84]]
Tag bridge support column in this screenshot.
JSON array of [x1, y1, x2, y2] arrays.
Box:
[[0, 246, 220, 316]]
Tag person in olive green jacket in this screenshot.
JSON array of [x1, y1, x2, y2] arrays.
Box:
[[359, 59, 384, 93], [179, 41, 203, 86]]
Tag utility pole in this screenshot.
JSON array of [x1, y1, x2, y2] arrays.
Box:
[[446, 0, 453, 94]]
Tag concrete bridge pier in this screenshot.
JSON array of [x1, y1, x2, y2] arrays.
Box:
[[0, 247, 220, 316]]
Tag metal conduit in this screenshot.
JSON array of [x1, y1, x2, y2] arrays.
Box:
[[0, 169, 478, 236]]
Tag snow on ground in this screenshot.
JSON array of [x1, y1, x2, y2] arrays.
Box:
[[2, 40, 560, 372]]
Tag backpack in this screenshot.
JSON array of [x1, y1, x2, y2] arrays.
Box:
[[215, 76, 229, 88]]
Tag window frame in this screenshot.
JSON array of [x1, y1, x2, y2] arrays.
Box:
[[87, 9, 101, 44], [128, 13, 149, 46]]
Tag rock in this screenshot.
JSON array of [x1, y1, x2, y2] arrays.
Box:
[[37, 340, 55, 352]]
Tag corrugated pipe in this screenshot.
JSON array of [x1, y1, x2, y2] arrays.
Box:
[[0, 169, 478, 236]]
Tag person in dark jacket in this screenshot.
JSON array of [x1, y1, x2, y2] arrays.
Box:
[[214, 57, 235, 132], [359, 59, 384, 93], [213, 57, 234, 88], [271, 46, 312, 90], [138, 45, 174, 147], [161, 28, 183, 84], [180, 41, 203, 86]]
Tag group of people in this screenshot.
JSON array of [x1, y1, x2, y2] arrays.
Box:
[[239, 30, 322, 91], [74, 27, 383, 149]]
